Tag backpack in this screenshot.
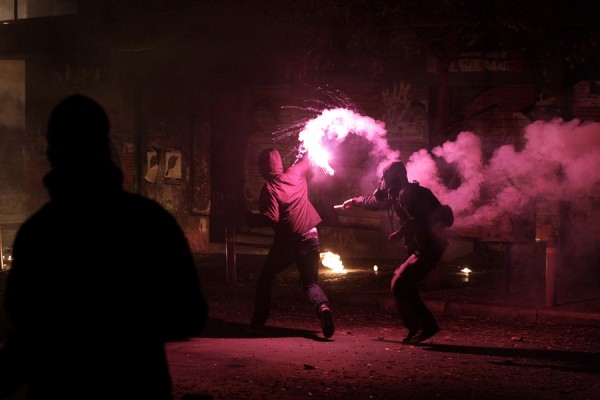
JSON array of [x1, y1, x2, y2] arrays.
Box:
[[437, 204, 454, 228], [408, 182, 454, 228]]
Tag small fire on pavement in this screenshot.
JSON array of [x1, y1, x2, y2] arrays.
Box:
[[319, 251, 347, 274], [459, 266, 472, 283]]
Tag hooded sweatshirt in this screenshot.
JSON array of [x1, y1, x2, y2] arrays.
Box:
[[257, 148, 322, 239]]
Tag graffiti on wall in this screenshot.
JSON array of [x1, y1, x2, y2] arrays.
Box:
[[319, 226, 380, 259], [381, 82, 428, 143], [54, 64, 102, 85], [243, 97, 292, 212], [449, 52, 527, 73], [0, 194, 25, 222], [0, 60, 25, 221], [0, 63, 25, 130], [192, 133, 210, 216]]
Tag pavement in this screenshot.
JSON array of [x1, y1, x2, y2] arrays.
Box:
[[196, 253, 600, 328], [1, 253, 599, 400]]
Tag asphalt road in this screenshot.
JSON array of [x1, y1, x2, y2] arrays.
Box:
[[167, 290, 600, 400], [3, 260, 598, 400]]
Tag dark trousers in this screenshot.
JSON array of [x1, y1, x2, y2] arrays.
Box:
[[391, 250, 443, 332], [251, 228, 330, 325]]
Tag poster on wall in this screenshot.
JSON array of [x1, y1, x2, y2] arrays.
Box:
[[144, 147, 159, 183], [164, 148, 182, 185]]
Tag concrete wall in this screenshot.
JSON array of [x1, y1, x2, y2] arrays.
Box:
[[0, 1, 586, 267]]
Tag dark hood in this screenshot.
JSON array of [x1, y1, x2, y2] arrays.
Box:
[[258, 148, 283, 181], [382, 161, 408, 194]]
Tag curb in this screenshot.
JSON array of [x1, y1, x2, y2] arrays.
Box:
[[537, 309, 600, 326], [377, 294, 600, 327], [204, 283, 600, 328]]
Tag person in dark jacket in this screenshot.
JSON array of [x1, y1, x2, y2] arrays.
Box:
[[341, 161, 452, 344], [247, 148, 335, 339], [0, 94, 208, 399]]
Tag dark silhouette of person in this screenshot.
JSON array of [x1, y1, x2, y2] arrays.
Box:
[[0, 94, 208, 399], [246, 148, 335, 339], [341, 161, 453, 344]]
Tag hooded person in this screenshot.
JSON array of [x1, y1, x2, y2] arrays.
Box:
[[258, 147, 284, 181], [340, 160, 453, 344], [246, 147, 335, 339], [1, 94, 208, 399]]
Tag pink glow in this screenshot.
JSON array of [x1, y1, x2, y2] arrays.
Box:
[[410, 119, 600, 230], [298, 108, 399, 176], [299, 108, 600, 234]]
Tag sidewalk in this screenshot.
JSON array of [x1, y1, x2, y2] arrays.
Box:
[[196, 253, 600, 328]]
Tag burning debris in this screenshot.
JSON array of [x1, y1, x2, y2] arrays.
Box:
[[320, 251, 347, 274]]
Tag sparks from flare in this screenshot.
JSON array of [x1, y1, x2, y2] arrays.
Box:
[[273, 86, 398, 177], [280, 107, 399, 176]]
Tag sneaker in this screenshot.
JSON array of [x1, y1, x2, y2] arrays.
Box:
[[319, 306, 335, 339], [401, 328, 420, 344], [409, 325, 440, 343]]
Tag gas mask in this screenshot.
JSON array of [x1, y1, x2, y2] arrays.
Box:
[[373, 177, 390, 202]]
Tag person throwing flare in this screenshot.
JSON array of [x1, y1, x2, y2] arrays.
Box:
[[247, 148, 335, 339]]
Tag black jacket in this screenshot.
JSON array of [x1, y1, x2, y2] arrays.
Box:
[[3, 163, 207, 399]]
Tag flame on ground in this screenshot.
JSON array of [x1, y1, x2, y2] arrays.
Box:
[[320, 251, 347, 274]]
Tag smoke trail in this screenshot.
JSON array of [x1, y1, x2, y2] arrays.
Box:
[[297, 107, 399, 176], [295, 106, 600, 237], [408, 131, 485, 218], [410, 119, 600, 230]]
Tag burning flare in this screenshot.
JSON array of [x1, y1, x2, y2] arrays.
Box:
[[297, 108, 398, 176]]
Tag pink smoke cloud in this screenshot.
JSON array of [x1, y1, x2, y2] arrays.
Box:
[[297, 108, 600, 235], [411, 119, 600, 230]]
